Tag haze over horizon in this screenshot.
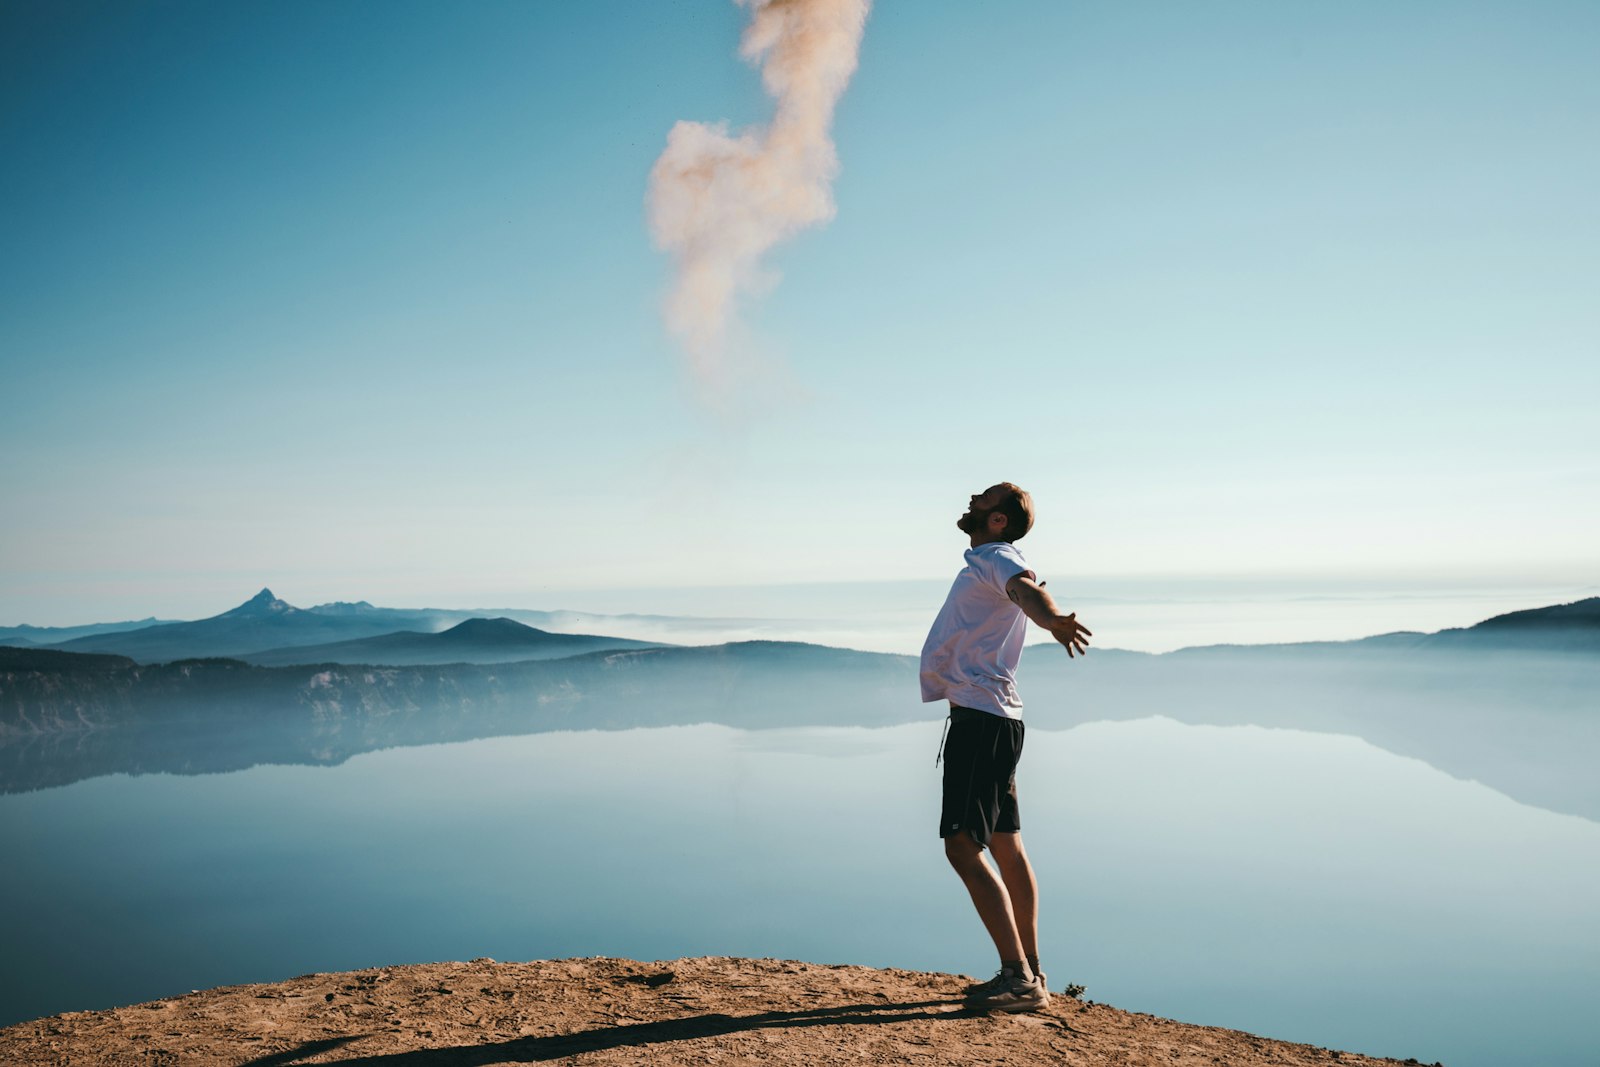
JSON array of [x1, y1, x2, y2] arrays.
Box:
[[3, 2, 1596, 627], [7, 576, 1596, 657]]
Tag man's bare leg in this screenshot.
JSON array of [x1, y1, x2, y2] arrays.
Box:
[[987, 832, 1039, 965], [943, 831, 1030, 977]]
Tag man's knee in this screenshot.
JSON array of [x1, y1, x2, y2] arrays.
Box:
[[988, 831, 1024, 859], [944, 830, 984, 869]]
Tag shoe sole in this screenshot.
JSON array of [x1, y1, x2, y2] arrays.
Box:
[[969, 991, 1049, 1013], [994, 996, 1048, 1013], [964, 973, 1047, 998]]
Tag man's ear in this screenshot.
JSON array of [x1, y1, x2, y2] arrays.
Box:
[[988, 511, 1008, 534]]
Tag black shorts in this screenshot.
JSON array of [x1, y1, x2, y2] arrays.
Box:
[[938, 705, 1024, 846]]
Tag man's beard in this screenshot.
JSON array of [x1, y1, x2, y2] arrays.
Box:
[[957, 508, 987, 535]]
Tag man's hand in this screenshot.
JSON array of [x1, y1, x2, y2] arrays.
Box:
[[1044, 612, 1092, 657], [1006, 574, 1093, 658]]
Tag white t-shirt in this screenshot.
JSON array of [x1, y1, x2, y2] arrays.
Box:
[[920, 541, 1035, 719]]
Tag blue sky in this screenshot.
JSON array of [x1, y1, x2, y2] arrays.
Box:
[[3, 1, 1596, 626]]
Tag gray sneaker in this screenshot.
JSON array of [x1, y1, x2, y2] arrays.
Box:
[[964, 968, 1049, 1013], [964, 967, 1048, 997], [962, 968, 1014, 999]]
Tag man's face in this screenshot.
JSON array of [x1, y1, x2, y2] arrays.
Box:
[[957, 485, 1008, 537]]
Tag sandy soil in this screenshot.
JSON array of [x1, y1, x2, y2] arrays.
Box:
[[0, 956, 1440, 1066]]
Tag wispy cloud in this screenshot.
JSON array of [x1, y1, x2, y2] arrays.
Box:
[[648, 0, 870, 405]]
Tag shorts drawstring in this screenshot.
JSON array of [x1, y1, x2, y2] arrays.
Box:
[[934, 712, 952, 767]]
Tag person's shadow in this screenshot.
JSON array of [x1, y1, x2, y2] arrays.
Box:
[[239, 996, 971, 1066]]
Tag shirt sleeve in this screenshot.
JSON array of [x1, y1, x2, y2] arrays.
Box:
[[978, 543, 1031, 595]]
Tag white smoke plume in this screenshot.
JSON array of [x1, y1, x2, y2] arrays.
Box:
[[648, 0, 871, 401]]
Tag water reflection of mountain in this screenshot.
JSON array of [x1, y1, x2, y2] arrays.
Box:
[[2, 598, 1596, 820], [1029, 645, 1598, 821]]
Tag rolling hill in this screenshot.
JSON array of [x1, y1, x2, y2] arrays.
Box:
[[238, 616, 662, 666]]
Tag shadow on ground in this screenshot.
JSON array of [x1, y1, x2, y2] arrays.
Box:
[[240, 998, 969, 1065]]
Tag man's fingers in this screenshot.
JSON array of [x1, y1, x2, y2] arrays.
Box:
[[1057, 618, 1093, 658]]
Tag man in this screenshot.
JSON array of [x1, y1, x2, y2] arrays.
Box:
[[920, 482, 1091, 1013]]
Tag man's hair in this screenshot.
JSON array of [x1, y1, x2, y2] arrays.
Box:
[[995, 482, 1034, 542]]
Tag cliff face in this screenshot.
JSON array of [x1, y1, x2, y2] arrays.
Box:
[[0, 956, 1431, 1067], [0, 649, 140, 735], [0, 643, 918, 735], [0, 644, 920, 792]]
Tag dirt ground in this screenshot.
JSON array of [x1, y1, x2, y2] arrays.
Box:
[[0, 956, 1439, 1066]]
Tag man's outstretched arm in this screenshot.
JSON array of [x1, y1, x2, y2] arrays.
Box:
[[1006, 574, 1092, 658]]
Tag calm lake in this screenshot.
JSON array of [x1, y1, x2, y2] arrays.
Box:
[[3, 717, 1596, 1067]]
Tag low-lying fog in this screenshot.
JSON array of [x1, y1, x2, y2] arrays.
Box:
[[518, 575, 1598, 653]]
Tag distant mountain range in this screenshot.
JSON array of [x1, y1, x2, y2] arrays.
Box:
[[20, 589, 668, 665], [0, 616, 181, 647], [12, 589, 1600, 666], [1017, 596, 1600, 659]]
